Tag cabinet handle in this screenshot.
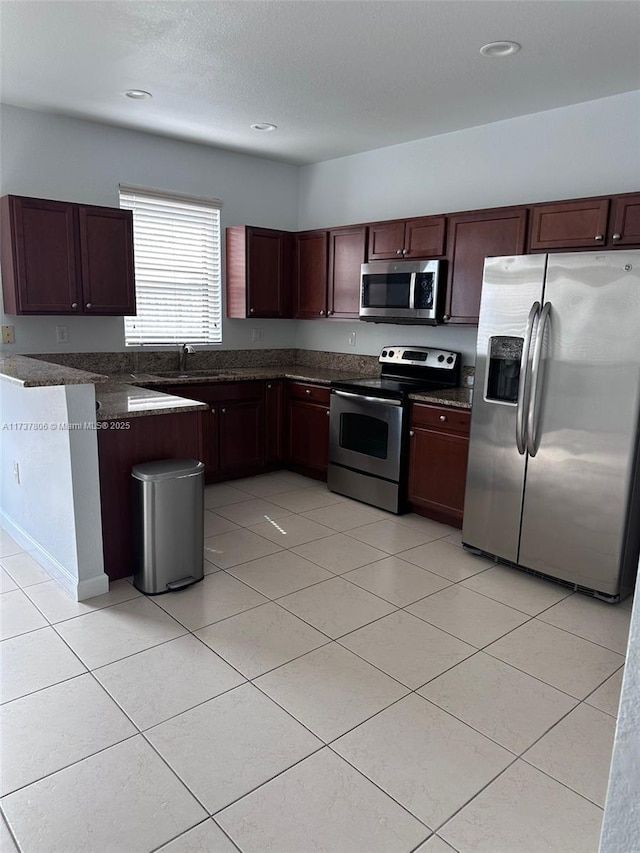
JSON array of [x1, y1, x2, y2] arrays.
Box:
[[439, 415, 447, 422], [443, 314, 450, 321], [396, 249, 403, 255], [409, 430, 415, 437], [85, 303, 92, 309], [612, 233, 621, 241], [327, 310, 333, 315], [267, 384, 272, 389], [305, 388, 311, 395], [326, 409, 330, 416], [250, 308, 255, 313], [319, 310, 325, 316], [221, 408, 226, 414], [402, 248, 408, 255], [71, 302, 78, 309], [211, 408, 216, 414], [594, 234, 604, 241]]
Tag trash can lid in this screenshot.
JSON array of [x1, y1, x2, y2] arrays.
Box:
[[131, 458, 205, 482]]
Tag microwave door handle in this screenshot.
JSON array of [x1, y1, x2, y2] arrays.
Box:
[[526, 302, 551, 458], [516, 301, 540, 455], [409, 273, 417, 310]]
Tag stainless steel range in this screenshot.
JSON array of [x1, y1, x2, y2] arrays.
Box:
[[328, 345, 461, 513]]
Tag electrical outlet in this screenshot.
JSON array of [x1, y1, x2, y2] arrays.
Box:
[[55, 326, 69, 344], [252, 328, 263, 342], [348, 331, 357, 347], [13, 462, 20, 484], [1, 325, 15, 344]]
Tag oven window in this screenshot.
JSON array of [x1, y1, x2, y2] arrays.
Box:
[[340, 413, 388, 459], [362, 274, 411, 309]]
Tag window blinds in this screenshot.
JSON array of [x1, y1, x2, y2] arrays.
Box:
[[120, 185, 222, 345]]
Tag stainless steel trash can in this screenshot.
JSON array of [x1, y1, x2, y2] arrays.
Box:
[[132, 458, 205, 595]]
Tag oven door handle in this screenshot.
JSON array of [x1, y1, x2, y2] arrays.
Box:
[[331, 390, 403, 407]]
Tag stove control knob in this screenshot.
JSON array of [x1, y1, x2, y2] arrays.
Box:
[[388, 350, 395, 358], [382, 350, 388, 357], [446, 356, 454, 364], [437, 354, 445, 362]]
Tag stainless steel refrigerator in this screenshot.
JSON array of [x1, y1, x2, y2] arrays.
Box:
[[463, 251, 640, 601]]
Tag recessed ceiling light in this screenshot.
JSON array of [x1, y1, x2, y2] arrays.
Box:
[[479, 41, 521, 58], [124, 89, 152, 100], [251, 122, 277, 132]]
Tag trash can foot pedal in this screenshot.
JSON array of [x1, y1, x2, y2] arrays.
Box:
[[166, 576, 202, 591]]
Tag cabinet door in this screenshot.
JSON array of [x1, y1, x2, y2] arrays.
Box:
[[327, 226, 366, 318], [445, 208, 528, 324], [78, 206, 135, 314], [609, 194, 640, 246], [288, 400, 330, 475], [246, 227, 290, 318], [529, 199, 610, 250], [408, 426, 469, 526], [295, 231, 328, 318], [404, 216, 446, 258], [2, 196, 80, 314], [265, 380, 285, 465], [219, 399, 265, 475], [367, 221, 406, 260]]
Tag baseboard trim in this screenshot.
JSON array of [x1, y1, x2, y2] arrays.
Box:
[[0, 510, 109, 601]]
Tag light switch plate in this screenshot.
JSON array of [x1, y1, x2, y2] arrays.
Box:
[[55, 326, 69, 344], [348, 331, 357, 347], [252, 328, 263, 342]]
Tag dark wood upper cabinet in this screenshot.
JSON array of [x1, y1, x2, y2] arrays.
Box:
[[367, 216, 445, 260], [367, 221, 406, 260], [78, 206, 135, 314], [404, 216, 446, 258], [445, 207, 528, 325], [1, 195, 135, 315], [225, 225, 291, 318], [295, 230, 329, 318], [327, 225, 367, 318], [609, 193, 640, 246], [529, 198, 610, 251]]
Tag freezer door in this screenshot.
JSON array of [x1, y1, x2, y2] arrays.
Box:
[[462, 254, 547, 561], [518, 251, 640, 595]]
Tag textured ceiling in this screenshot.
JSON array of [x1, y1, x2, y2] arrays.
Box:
[[1, 1, 639, 165]]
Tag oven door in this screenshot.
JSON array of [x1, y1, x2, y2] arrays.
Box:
[[329, 389, 404, 482]]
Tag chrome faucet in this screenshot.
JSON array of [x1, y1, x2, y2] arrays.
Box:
[[179, 343, 195, 373]]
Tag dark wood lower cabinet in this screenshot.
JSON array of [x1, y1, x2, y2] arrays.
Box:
[[218, 398, 264, 476], [97, 411, 205, 580], [287, 382, 331, 480], [265, 380, 285, 465], [407, 403, 471, 528]]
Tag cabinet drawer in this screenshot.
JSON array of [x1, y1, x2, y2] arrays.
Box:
[[288, 382, 331, 405], [411, 403, 470, 434]]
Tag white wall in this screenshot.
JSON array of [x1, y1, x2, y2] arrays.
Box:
[[0, 378, 107, 599], [0, 104, 299, 354], [296, 91, 640, 361]]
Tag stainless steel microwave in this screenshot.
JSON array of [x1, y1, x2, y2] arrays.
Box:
[[359, 259, 443, 324]]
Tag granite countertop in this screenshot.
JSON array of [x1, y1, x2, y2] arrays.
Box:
[[107, 365, 367, 387], [96, 383, 209, 420], [0, 355, 109, 388], [409, 387, 473, 409]]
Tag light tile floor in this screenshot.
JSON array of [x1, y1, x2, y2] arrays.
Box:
[[0, 470, 631, 853]]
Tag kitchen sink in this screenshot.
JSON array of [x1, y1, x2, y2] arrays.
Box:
[[153, 369, 229, 379]]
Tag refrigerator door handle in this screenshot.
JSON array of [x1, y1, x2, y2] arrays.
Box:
[[526, 302, 552, 457], [516, 301, 540, 455]]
